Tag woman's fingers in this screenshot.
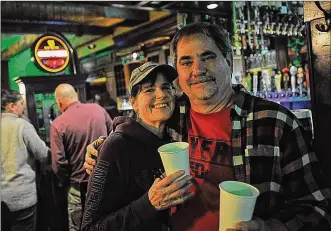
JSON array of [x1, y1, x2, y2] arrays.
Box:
[[85, 135, 106, 162], [84, 161, 94, 175], [167, 192, 195, 207], [157, 170, 186, 186], [84, 136, 107, 174], [165, 182, 193, 201], [95, 136, 107, 147], [162, 174, 192, 196], [149, 173, 192, 209]]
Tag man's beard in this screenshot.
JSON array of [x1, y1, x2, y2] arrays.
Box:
[[194, 84, 218, 100], [188, 75, 218, 100], [188, 76, 216, 85]]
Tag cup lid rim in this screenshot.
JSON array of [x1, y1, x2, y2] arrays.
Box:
[[219, 181, 260, 198], [158, 142, 189, 153]]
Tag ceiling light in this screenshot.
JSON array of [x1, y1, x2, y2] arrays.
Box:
[[88, 44, 96, 49], [207, 3, 218, 9], [132, 52, 138, 59]]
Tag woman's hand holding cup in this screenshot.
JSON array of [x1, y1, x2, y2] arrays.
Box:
[[148, 170, 194, 211]]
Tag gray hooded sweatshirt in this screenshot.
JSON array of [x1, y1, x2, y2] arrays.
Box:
[[1, 113, 49, 211]]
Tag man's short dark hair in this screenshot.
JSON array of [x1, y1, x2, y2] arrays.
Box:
[[170, 22, 233, 69]]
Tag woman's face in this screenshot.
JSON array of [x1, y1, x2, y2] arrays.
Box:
[[131, 73, 175, 128]]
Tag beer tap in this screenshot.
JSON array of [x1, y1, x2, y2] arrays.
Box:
[[253, 6, 262, 35], [252, 4, 262, 51], [282, 22, 289, 36], [232, 2, 242, 55], [237, 2, 247, 50], [238, 4, 247, 34], [288, 24, 294, 37], [263, 8, 270, 35], [293, 23, 301, 37], [276, 22, 282, 35], [298, 24, 306, 37], [246, 2, 253, 49], [280, 9, 289, 36], [270, 22, 276, 35]]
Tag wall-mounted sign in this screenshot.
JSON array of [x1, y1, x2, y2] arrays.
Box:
[[34, 35, 70, 73]]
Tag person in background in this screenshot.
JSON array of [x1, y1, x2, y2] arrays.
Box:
[[50, 84, 112, 231], [84, 22, 331, 231], [81, 62, 193, 231], [1, 89, 49, 231]]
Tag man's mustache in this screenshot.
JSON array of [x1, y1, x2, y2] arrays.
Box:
[[188, 76, 216, 85]]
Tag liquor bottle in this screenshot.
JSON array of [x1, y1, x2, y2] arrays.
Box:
[[282, 67, 290, 91], [246, 71, 252, 92], [304, 64, 310, 96], [275, 70, 282, 92], [297, 67, 304, 96], [233, 34, 242, 55], [290, 65, 298, 93], [253, 70, 258, 95]]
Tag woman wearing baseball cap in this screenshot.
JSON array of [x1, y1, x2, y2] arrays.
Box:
[[81, 62, 194, 231]]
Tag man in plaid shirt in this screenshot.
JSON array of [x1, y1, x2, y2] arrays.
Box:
[[84, 22, 331, 230], [167, 85, 331, 230]]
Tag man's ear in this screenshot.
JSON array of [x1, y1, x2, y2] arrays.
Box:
[[56, 97, 63, 112], [225, 53, 233, 73]]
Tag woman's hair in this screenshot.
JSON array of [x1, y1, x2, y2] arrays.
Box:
[[129, 70, 174, 119], [1, 89, 22, 112], [130, 73, 157, 98], [170, 22, 233, 69], [130, 70, 175, 97]]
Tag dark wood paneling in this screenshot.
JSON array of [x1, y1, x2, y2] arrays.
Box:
[[113, 15, 178, 50], [1, 61, 9, 89], [307, 18, 331, 185], [275, 37, 289, 71]]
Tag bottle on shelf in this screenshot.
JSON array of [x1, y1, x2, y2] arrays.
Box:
[[275, 70, 282, 92], [282, 67, 290, 92], [290, 65, 298, 93], [297, 67, 304, 96], [246, 71, 252, 92], [253, 70, 258, 95]]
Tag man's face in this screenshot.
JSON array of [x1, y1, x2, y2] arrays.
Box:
[[176, 34, 232, 103]]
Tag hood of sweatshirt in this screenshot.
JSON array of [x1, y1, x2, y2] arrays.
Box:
[[112, 116, 171, 147]]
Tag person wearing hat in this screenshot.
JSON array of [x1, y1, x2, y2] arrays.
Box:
[[81, 62, 194, 231]]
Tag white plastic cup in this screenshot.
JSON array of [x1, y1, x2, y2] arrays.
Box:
[[158, 142, 190, 178], [219, 181, 260, 231]]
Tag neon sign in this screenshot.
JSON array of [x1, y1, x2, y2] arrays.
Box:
[[34, 35, 70, 73]]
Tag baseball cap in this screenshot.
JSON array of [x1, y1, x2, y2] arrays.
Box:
[[129, 62, 178, 93]]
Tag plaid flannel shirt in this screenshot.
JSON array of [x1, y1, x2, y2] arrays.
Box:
[[168, 85, 331, 231]]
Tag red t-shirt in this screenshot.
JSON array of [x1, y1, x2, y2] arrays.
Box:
[[170, 106, 235, 231]]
